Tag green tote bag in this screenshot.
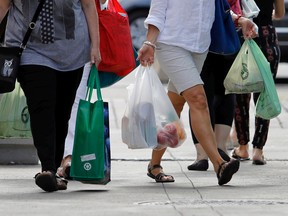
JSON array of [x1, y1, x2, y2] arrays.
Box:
[[70, 64, 111, 184]]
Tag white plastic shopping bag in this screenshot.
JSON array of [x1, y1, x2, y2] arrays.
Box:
[[121, 65, 186, 149]]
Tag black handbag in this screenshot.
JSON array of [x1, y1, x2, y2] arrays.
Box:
[[209, 0, 241, 55], [0, 0, 45, 94]]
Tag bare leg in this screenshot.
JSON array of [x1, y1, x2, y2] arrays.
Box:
[[182, 85, 224, 172], [148, 91, 185, 180]]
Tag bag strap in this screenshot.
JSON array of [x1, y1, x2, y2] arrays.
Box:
[[86, 64, 103, 102], [19, 0, 46, 53]]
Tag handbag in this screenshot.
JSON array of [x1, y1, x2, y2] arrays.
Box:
[[70, 64, 111, 184], [0, 0, 45, 94], [224, 39, 264, 94], [209, 0, 241, 55], [96, 0, 136, 76], [121, 65, 186, 149], [98, 47, 139, 88]]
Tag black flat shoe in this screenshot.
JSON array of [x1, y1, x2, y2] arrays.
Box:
[[187, 159, 209, 171], [217, 148, 231, 162]]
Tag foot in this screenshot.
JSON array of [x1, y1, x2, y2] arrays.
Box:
[[187, 159, 209, 171], [35, 171, 67, 192], [217, 159, 240, 185], [231, 147, 250, 161], [147, 164, 174, 182], [57, 155, 72, 180], [252, 148, 266, 165]]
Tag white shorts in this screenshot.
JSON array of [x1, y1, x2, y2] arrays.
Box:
[[155, 43, 207, 94]]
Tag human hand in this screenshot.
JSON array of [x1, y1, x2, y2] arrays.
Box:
[[239, 17, 258, 39], [137, 42, 155, 67]]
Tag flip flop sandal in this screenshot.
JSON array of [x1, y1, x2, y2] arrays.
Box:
[[252, 156, 267, 165], [217, 159, 240, 186], [231, 149, 250, 161], [147, 164, 175, 183], [35, 171, 58, 192]]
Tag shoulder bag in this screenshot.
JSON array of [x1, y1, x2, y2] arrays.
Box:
[[209, 0, 241, 55], [0, 0, 45, 94]]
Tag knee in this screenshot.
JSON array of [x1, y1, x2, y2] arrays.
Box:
[[183, 87, 208, 110]]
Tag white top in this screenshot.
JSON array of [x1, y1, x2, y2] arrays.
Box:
[[144, 0, 215, 53]]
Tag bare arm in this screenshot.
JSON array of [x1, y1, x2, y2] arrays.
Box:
[[80, 0, 101, 66], [0, 0, 10, 22], [273, 0, 285, 20]]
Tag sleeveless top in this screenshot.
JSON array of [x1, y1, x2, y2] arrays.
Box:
[[5, 0, 90, 71], [253, 0, 274, 26]]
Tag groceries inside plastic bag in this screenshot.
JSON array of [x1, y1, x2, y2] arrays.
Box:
[[121, 65, 186, 150]]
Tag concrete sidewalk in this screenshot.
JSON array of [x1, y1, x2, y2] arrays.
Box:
[[0, 68, 288, 216]]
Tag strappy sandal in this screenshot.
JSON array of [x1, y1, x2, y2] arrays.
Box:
[[217, 159, 240, 186], [147, 164, 175, 183]]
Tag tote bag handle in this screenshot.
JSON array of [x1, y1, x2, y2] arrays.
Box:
[[86, 64, 103, 102]]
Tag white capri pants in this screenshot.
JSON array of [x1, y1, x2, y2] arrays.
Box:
[[63, 63, 91, 158]]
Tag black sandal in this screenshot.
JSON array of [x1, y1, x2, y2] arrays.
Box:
[[35, 171, 58, 192], [217, 159, 240, 186], [35, 171, 68, 192], [147, 164, 175, 183]]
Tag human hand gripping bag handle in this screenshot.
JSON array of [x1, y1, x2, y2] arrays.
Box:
[[209, 0, 241, 55], [70, 64, 111, 184], [246, 39, 281, 120], [96, 0, 136, 76], [121, 65, 186, 150], [224, 39, 264, 94], [0, 0, 45, 93]]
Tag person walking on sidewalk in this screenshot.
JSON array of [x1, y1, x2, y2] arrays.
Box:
[[0, 0, 101, 192], [137, 0, 240, 186], [188, 0, 258, 171], [231, 0, 285, 165]]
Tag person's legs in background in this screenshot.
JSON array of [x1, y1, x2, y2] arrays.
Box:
[[232, 25, 280, 165], [188, 53, 235, 171], [57, 63, 91, 179]]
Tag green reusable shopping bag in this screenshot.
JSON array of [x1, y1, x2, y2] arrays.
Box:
[[70, 64, 110, 184], [247, 39, 281, 119]]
